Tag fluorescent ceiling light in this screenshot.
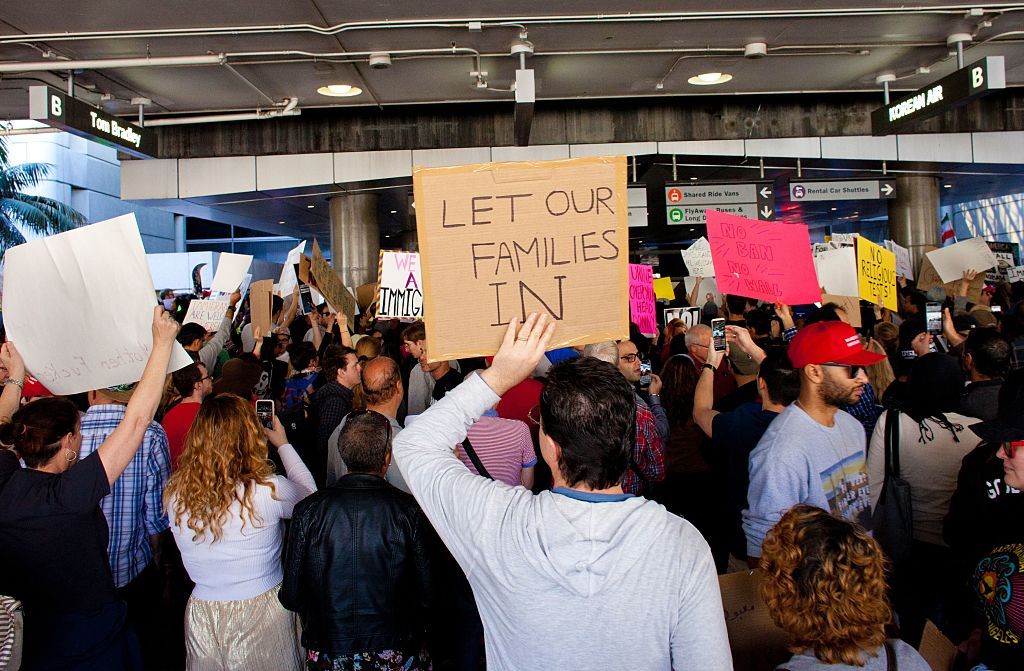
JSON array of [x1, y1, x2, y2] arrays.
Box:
[[688, 72, 733, 86], [317, 84, 363, 97]]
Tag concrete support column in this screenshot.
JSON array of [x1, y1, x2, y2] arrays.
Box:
[[329, 194, 379, 290], [887, 175, 940, 271], [173, 213, 186, 252]]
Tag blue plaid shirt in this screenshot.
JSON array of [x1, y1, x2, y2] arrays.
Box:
[[79, 404, 171, 588]]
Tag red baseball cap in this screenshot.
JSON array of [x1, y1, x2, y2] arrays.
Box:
[[788, 321, 886, 369]]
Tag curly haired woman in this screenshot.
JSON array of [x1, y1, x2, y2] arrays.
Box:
[[760, 505, 930, 670], [164, 394, 316, 671]]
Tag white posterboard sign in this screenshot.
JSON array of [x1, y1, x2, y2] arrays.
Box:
[[183, 299, 229, 332], [210, 253, 253, 294], [683, 276, 722, 306], [681, 237, 715, 277], [3, 214, 193, 395], [925, 237, 999, 284], [884, 240, 915, 280], [376, 251, 423, 320], [1007, 266, 1024, 284], [814, 247, 859, 297], [277, 240, 307, 297], [830, 233, 858, 246]]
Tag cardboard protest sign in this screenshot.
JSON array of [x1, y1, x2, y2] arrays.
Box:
[[917, 247, 987, 304], [209, 253, 253, 294], [718, 570, 791, 671], [376, 251, 424, 320], [1007, 265, 1024, 284], [821, 294, 862, 328], [2, 214, 193, 395], [629, 264, 657, 336], [706, 209, 820, 305], [183, 299, 229, 332], [413, 155, 629, 361], [310, 239, 356, 324], [918, 620, 957, 671], [653, 276, 675, 301], [856, 236, 897, 310], [883, 240, 914, 280], [681, 237, 715, 277], [925, 237, 998, 284], [248, 279, 274, 335], [814, 247, 859, 297]]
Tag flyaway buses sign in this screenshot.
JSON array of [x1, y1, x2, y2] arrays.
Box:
[[28, 85, 156, 158]]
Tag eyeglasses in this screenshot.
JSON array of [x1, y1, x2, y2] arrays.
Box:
[[199, 375, 213, 382], [347, 409, 393, 444], [1003, 441, 1024, 459], [620, 353, 639, 363], [820, 362, 864, 379]]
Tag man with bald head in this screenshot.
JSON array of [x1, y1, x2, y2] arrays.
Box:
[[684, 324, 736, 404], [326, 356, 410, 491]]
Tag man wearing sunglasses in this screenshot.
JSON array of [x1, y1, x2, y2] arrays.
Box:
[[743, 320, 885, 564]]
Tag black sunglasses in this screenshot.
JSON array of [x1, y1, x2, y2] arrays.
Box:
[[819, 362, 864, 379]]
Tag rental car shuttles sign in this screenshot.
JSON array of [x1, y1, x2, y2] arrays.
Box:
[[413, 156, 630, 361]]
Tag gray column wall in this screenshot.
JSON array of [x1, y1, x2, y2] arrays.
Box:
[[329, 194, 379, 290], [888, 175, 940, 271]]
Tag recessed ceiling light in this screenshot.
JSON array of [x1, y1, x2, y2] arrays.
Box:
[[688, 72, 733, 86], [830, 207, 837, 211], [690, 176, 698, 181], [307, 204, 315, 209], [943, 184, 952, 188], [278, 220, 286, 224], [317, 84, 362, 97], [390, 210, 397, 214]]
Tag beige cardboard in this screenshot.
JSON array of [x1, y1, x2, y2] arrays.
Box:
[[413, 155, 629, 361], [310, 239, 357, 324], [355, 282, 378, 310], [298, 254, 311, 284], [821, 293, 863, 327], [249, 279, 274, 335], [718, 570, 791, 671], [918, 620, 956, 671]]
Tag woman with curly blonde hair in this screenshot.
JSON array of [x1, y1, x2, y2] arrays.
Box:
[[164, 394, 316, 671], [760, 505, 930, 670]]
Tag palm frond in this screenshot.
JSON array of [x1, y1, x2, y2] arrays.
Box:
[[0, 212, 28, 256], [13, 194, 87, 228], [0, 163, 53, 197], [0, 197, 80, 237]]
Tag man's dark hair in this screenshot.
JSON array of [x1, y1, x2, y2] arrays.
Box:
[[401, 322, 426, 343], [805, 302, 844, 325], [745, 310, 772, 337], [362, 357, 401, 405], [725, 294, 747, 318], [322, 346, 357, 382], [906, 291, 928, 314], [171, 362, 205, 398], [288, 341, 318, 371], [759, 350, 800, 406], [540, 357, 636, 490], [177, 323, 207, 347], [339, 410, 392, 473], [965, 328, 1012, 378]]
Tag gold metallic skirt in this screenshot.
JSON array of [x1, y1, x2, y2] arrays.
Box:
[[184, 583, 302, 671]]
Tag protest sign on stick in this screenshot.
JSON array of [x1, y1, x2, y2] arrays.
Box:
[[413, 155, 629, 361], [2, 214, 193, 395], [706, 209, 820, 305], [629, 264, 657, 336], [310, 239, 356, 324], [375, 251, 424, 320], [856, 236, 897, 310], [209, 253, 253, 294], [183, 299, 229, 331], [249, 279, 274, 335]]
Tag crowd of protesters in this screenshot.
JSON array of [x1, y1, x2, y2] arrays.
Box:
[[1, 258, 1023, 671]]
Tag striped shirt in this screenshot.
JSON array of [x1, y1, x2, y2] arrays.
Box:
[[79, 404, 171, 588], [456, 412, 537, 488]]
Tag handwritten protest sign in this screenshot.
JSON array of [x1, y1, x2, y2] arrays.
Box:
[[183, 299, 229, 331], [629, 264, 657, 336], [682, 237, 714, 277], [376, 251, 423, 320], [210, 253, 253, 294], [1008, 266, 1024, 284], [856, 236, 897, 310], [925, 237, 998, 284], [884, 240, 914, 280], [814, 247, 859, 297], [653, 276, 675, 301], [249, 279, 274, 335], [665, 306, 702, 329], [413, 155, 629, 360], [310, 239, 356, 324], [2, 214, 193, 395], [706, 210, 820, 305], [830, 233, 858, 246]]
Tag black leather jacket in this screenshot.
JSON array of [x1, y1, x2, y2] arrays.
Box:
[[280, 473, 433, 656]]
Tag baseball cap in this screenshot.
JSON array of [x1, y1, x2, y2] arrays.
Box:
[[100, 382, 138, 404], [787, 321, 886, 369], [982, 284, 996, 295]]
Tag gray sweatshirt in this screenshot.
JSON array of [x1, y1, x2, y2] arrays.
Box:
[[778, 639, 930, 670], [743, 403, 871, 557], [393, 373, 733, 671]]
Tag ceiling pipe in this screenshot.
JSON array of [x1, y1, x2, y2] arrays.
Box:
[[142, 107, 300, 126], [0, 53, 226, 73]]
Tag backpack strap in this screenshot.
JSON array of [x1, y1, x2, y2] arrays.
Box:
[[461, 436, 492, 480], [884, 639, 897, 671]]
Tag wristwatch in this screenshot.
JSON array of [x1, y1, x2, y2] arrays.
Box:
[[702, 363, 717, 374]]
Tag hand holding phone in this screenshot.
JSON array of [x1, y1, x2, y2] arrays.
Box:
[[711, 318, 727, 352], [256, 400, 275, 430], [639, 361, 652, 389], [925, 302, 942, 335]]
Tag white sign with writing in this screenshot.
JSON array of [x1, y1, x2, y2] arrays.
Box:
[[1007, 266, 1024, 284], [183, 299, 230, 332], [376, 251, 423, 320], [682, 236, 715, 277], [2, 214, 193, 395], [884, 240, 915, 280]]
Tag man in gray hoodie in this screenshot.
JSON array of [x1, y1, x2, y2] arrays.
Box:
[[393, 313, 732, 671]]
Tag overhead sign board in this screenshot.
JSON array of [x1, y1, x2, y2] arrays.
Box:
[[28, 85, 156, 158], [665, 182, 775, 225], [871, 56, 1005, 136], [789, 179, 896, 202]]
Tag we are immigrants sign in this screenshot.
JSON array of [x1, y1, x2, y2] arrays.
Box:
[[29, 85, 156, 158]]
